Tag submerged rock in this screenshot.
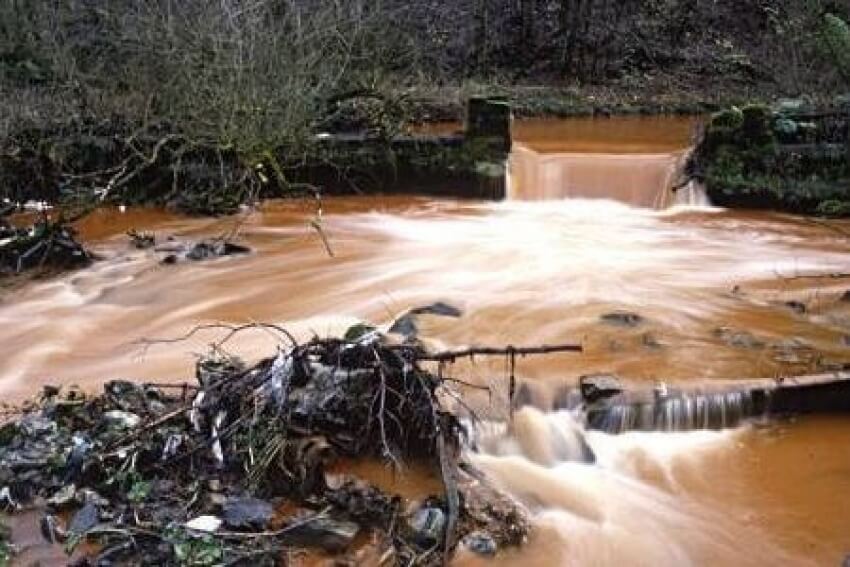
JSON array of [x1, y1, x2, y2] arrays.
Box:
[[222, 497, 274, 530], [186, 240, 250, 261], [600, 311, 644, 327]]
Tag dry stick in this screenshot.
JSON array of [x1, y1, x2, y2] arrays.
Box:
[[410, 342, 583, 362]]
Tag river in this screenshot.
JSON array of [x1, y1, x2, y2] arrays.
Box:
[[2, 116, 850, 565]]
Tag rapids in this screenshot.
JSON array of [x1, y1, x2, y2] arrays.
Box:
[[2, 116, 850, 565]]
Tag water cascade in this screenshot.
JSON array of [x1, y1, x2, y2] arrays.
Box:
[[509, 117, 710, 208]]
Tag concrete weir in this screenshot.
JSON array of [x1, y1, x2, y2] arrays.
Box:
[[569, 372, 850, 434]]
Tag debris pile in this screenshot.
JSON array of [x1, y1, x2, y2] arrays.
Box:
[[0, 207, 90, 276], [0, 330, 529, 565]]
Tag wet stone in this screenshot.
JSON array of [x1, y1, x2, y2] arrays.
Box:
[[186, 240, 250, 261], [68, 502, 99, 536], [222, 497, 274, 530], [461, 531, 498, 557], [600, 311, 644, 327], [407, 504, 446, 549]]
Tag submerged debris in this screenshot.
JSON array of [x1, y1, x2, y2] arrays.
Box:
[[0, 210, 91, 276], [0, 330, 529, 565]]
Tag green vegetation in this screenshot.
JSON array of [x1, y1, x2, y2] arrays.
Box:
[[695, 99, 850, 217], [1, 1, 850, 214]]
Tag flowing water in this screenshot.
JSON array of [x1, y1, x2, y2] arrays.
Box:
[[3, 116, 850, 565]]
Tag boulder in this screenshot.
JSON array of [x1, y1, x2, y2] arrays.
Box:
[[222, 497, 274, 530]]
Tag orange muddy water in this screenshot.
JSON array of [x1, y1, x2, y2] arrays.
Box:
[[3, 116, 850, 565]]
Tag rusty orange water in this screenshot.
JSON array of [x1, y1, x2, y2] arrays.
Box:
[[1, 117, 849, 565]]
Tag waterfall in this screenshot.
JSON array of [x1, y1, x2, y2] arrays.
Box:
[[508, 143, 709, 209], [577, 389, 761, 434]]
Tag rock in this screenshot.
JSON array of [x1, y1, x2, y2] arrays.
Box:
[[222, 497, 274, 530], [842, 335, 850, 347], [713, 327, 765, 349], [102, 410, 141, 429], [600, 311, 644, 327], [185, 515, 222, 533], [841, 290, 850, 303], [461, 531, 498, 557], [407, 504, 446, 549], [68, 502, 99, 536], [279, 516, 360, 553], [186, 240, 250, 261], [579, 374, 623, 404]]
